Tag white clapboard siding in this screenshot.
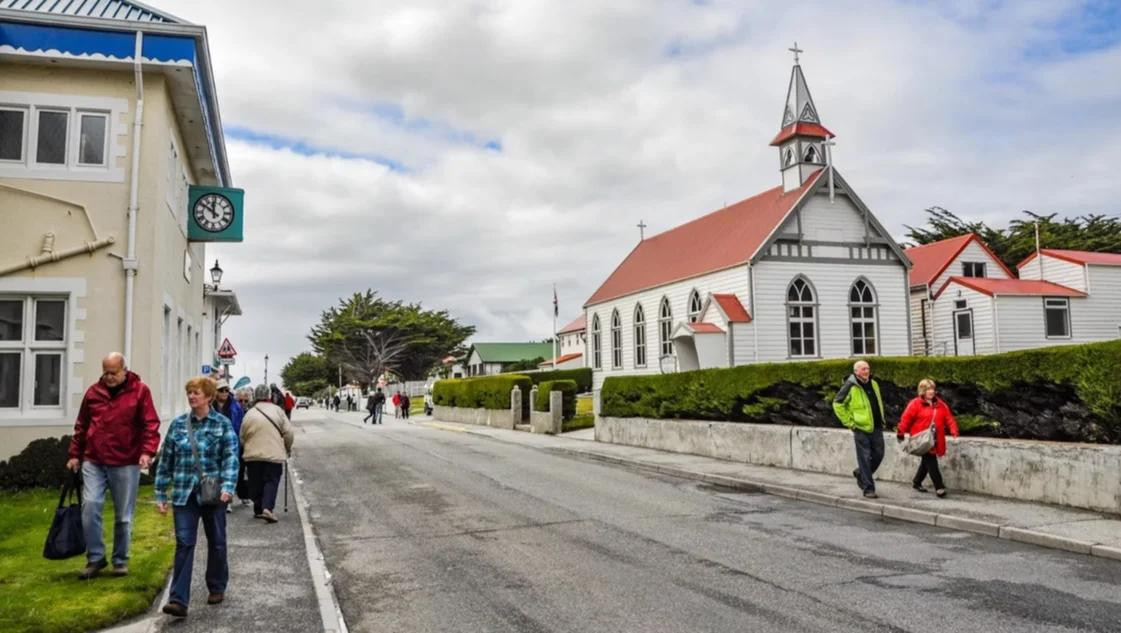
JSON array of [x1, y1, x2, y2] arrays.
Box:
[[732, 322, 757, 365], [1078, 266, 1121, 339], [1018, 255, 1088, 292], [994, 266, 1121, 352], [751, 260, 910, 362], [587, 266, 750, 390], [994, 296, 1070, 352], [931, 284, 995, 355], [776, 192, 870, 242], [930, 241, 1011, 296]]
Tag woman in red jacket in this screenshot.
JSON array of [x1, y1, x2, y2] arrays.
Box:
[[896, 378, 960, 497]]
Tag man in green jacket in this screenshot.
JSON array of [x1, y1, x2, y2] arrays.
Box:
[[832, 360, 886, 498]]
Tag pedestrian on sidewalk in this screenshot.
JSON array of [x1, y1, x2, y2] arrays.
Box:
[[373, 388, 386, 423], [832, 360, 887, 499], [214, 379, 249, 508], [235, 387, 252, 410], [401, 393, 411, 419], [392, 391, 402, 418], [155, 376, 239, 618], [66, 352, 160, 580], [363, 390, 377, 424], [283, 390, 296, 420], [332, 394, 341, 411], [240, 384, 294, 523], [897, 379, 960, 498]]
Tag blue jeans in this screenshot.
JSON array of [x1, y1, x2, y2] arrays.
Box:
[[169, 492, 228, 606], [853, 430, 884, 493], [81, 462, 140, 566]]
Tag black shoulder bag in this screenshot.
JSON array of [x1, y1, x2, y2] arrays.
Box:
[[43, 472, 86, 560], [187, 422, 224, 505]]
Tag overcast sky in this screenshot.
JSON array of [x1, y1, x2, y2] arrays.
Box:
[[157, 0, 1121, 385]]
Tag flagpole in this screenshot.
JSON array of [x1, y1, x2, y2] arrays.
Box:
[[1035, 220, 1043, 279], [552, 284, 558, 369]]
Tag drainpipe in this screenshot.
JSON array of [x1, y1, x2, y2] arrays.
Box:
[[124, 31, 144, 361]]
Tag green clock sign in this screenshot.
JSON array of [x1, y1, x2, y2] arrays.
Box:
[[187, 186, 245, 242]]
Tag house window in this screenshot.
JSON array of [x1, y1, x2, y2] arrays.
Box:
[[1044, 298, 1070, 338], [610, 310, 623, 369], [36, 110, 68, 165], [849, 279, 878, 355], [962, 262, 986, 278], [659, 297, 673, 357], [591, 314, 602, 370], [786, 277, 817, 357], [688, 290, 702, 323], [954, 299, 967, 310], [0, 107, 27, 161], [634, 304, 647, 367], [77, 112, 108, 166], [0, 297, 67, 410]]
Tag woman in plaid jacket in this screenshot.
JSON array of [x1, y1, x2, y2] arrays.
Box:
[[154, 376, 239, 618]]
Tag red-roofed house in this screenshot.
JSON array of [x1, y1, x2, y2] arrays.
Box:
[[545, 315, 586, 369], [906, 237, 1121, 356], [582, 57, 911, 387]]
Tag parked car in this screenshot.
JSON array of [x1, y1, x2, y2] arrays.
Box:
[[296, 396, 312, 409]]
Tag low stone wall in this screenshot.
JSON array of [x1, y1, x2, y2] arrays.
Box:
[[529, 391, 563, 435], [434, 405, 517, 430], [596, 417, 1121, 514]]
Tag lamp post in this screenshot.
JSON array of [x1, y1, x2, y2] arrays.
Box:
[[209, 259, 223, 289], [264, 354, 269, 385]]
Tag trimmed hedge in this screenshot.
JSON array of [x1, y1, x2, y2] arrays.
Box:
[[527, 368, 593, 393], [0, 435, 71, 490], [433, 375, 533, 412], [533, 379, 578, 420], [601, 340, 1121, 444]]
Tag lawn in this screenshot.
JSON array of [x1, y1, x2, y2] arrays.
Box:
[[0, 486, 174, 633], [563, 394, 596, 432]]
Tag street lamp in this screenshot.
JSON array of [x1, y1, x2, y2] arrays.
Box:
[[209, 259, 223, 288]]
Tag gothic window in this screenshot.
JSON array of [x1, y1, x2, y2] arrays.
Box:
[[591, 314, 602, 370], [633, 304, 647, 368], [783, 148, 795, 167], [610, 309, 623, 369], [849, 279, 878, 355], [659, 297, 673, 357], [688, 290, 702, 323], [804, 144, 818, 163], [786, 277, 817, 357]]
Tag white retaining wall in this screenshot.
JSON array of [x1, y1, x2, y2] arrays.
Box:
[[433, 405, 517, 430]]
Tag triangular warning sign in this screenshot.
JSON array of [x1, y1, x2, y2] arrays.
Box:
[[216, 338, 238, 358]]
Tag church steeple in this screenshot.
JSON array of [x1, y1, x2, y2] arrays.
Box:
[[770, 44, 834, 192]]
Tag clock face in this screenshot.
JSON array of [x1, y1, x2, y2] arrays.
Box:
[[192, 193, 234, 233]]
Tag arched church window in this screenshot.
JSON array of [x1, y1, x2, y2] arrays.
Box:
[[591, 314, 602, 370], [634, 304, 647, 367], [610, 309, 623, 369], [804, 144, 818, 163], [659, 297, 673, 357], [688, 290, 702, 323], [783, 148, 795, 167], [849, 279, 878, 355], [786, 276, 818, 357]]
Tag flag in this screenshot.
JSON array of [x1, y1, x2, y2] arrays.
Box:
[[553, 285, 558, 317]]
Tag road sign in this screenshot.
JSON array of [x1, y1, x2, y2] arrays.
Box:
[[218, 358, 235, 366], [201, 365, 212, 375], [216, 338, 237, 358]]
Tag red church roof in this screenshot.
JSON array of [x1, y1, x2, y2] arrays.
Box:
[[687, 322, 725, 334], [712, 293, 752, 323], [557, 315, 586, 334], [769, 122, 834, 146], [538, 352, 583, 367], [1017, 248, 1121, 269], [936, 277, 1086, 299], [585, 170, 824, 306], [904, 233, 1014, 288]]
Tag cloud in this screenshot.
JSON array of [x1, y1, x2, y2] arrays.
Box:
[[157, 0, 1121, 384]]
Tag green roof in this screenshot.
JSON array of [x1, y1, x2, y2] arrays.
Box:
[[469, 342, 554, 363]]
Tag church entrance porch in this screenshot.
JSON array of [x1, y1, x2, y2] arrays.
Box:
[[671, 322, 729, 371]]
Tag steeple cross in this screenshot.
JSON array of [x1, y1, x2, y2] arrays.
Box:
[[789, 42, 803, 64], [637, 219, 648, 241]]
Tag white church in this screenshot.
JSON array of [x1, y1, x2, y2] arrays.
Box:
[[583, 51, 912, 390]]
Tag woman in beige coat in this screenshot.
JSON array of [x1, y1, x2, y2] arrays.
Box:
[[239, 384, 294, 522]]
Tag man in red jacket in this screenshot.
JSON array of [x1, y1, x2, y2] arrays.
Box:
[[66, 353, 160, 580]]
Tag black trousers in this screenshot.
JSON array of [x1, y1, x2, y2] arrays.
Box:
[[853, 430, 884, 493], [235, 447, 249, 499], [246, 461, 283, 514], [913, 454, 945, 490]]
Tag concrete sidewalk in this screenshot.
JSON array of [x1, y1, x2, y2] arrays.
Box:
[[417, 418, 1121, 562]]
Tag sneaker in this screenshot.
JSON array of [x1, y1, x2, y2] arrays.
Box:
[[261, 509, 279, 523], [226, 505, 233, 514], [863, 490, 879, 499], [935, 489, 948, 498], [207, 593, 224, 605], [109, 564, 129, 577], [912, 484, 929, 493], [254, 513, 266, 520], [162, 602, 188, 618], [78, 559, 108, 580]]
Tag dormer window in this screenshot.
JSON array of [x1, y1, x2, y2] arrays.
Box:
[[803, 144, 818, 163], [962, 262, 986, 278]]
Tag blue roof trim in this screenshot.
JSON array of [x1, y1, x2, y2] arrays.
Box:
[[0, 20, 134, 58], [141, 32, 191, 63]]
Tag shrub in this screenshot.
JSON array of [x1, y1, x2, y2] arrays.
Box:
[[600, 340, 1121, 444], [527, 368, 593, 393], [0, 435, 72, 490], [534, 380, 578, 420], [433, 375, 533, 412]]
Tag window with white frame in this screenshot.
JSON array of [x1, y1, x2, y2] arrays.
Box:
[[0, 107, 28, 162], [0, 296, 67, 411], [591, 314, 602, 370], [36, 109, 68, 165], [659, 297, 673, 357], [688, 290, 702, 323], [77, 112, 108, 165], [786, 277, 818, 357], [610, 309, 622, 369], [633, 304, 647, 367], [849, 279, 878, 355], [962, 262, 986, 278], [1044, 298, 1070, 338], [0, 92, 122, 180]]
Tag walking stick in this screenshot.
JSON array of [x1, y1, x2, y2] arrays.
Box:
[[283, 459, 289, 513]]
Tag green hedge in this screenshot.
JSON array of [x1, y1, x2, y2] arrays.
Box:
[[533, 380, 578, 420], [433, 375, 533, 412], [527, 368, 593, 393], [601, 340, 1121, 441], [0, 435, 72, 490]]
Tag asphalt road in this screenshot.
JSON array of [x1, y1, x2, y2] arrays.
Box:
[[292, 412, 1121, 633]]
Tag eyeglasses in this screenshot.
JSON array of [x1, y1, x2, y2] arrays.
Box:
[[217, 388, 229, 393]]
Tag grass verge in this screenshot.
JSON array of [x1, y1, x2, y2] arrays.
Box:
[[0, 486, 174, 633], [562, 414, 595, 433]]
